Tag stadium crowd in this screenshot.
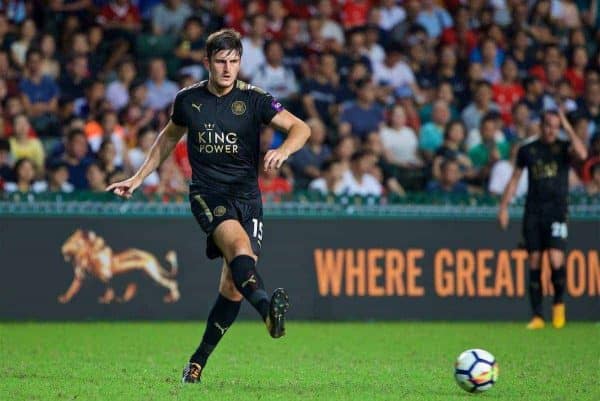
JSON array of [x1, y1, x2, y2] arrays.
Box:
[[1, 0, 600, 201]]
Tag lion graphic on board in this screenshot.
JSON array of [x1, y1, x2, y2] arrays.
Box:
[[58, 229, 180, 304]]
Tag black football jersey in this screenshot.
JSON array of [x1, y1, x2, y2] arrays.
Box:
[[171, 80, 283, 199], [516, 138, 571, 215]]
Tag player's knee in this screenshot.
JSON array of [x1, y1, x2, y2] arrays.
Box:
[[529, 253, 541, 269], [549, 250, 565, 268], [220, 279, 243, 302], [229, 239, 255, 261]]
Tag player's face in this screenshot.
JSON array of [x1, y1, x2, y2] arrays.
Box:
[[206, 50, 241, 90], [541, 114, 560, 142]]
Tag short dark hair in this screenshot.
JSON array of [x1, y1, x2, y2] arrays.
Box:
[[25, 48, 42, 63], [350, 150, 373, 163], [444, 120, 466, 140], [86, 161, 105, 173], [480, 113, 497, 128], [47, 160, 69, 172], [476, 80, 492, 90], [99, 139, 114, 152], [263, 40, 282, 53], [14, 157, 34, 175], [67, 128, 86, 143], [512, 101, 529, 114], [183, 16, 203, 30], [441, 158, 459, 172], [542, 110, 560, 125], [321, 158, 341, 172], [205, 29, 243, 60], [523, 76, 541, 88]]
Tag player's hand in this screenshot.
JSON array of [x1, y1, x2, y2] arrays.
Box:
[[557, 106, 571, 126], [264, 148, 290, 170], [498, 207, 509, 230], [106, 176, 142, 199]]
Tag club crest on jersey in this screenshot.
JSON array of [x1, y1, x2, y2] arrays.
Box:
[[231, 101, 246, 115], [214, 206, 226, 217], [197, 123, 239, 154]]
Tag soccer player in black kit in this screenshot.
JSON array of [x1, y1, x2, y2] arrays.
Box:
[[498, 110, 587, 330], [107, 29, 311, 382]]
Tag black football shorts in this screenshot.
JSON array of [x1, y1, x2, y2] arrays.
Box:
[[521, 212, 568, 252], [189, 191, 264, 259]]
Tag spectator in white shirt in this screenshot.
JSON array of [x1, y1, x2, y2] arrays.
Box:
[[309, 158, 345, 195], [373, 44, 418, 100], [417, 0, 453, 39], [378, 0, 406, 31], [488, 141, 528, 198], [106, 58, 136, 111], [379, 104, 422, 167], [240, 14, 268, 80], [365, 24, 385, 66], [145, 58, 179, 111], [251, 40, 298, 105], [33, 161, 74, 193], [151, 0, 192, 36], [127, 127, 160, 188], [317, 0, 345, 47], [340, 151, 383, 196]]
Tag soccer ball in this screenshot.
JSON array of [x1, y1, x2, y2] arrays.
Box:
[[454, 348, 499, 393]]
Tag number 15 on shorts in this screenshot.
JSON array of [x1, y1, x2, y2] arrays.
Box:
[[252, 218, 263, 244]]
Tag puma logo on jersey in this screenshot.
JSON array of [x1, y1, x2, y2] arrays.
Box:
[[242, 274, 257, 288], [191, 103, 203, 112], [214, 322, 228, 335]]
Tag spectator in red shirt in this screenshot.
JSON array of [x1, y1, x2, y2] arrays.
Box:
[[564, 45, 588, 97], [259, 154, 292, 202], [492, 58, 525, 125], [173, 137, 192, 180], [528, 44, 562, 83], [97, 0, 141, 32], [266, 0, 287, 41], [96, 0, 141, 73], [441, 6, 478, 60], [341, 0, 370, 29]]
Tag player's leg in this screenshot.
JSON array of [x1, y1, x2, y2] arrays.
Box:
[[523, 214, 545, 329], [213, 219, 289, 338], [237, 198, 289, 338], [546, 217, 568, 329], [212, 220, 271, 320], [548, 249, 566, 328], [183, 261, 242, 383], [526, 251, 545, 329], [183, 192, 241, 383]]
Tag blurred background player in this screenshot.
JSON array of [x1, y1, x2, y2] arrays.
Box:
[[498, 110, 587, 329]]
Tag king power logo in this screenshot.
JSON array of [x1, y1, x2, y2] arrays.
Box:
[[197, 123, 239, 154]]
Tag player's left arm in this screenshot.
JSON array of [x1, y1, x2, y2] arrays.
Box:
[[558, 109, 588, 161], [264, 110, 311, 170]]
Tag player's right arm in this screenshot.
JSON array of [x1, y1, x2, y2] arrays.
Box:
[[498, 167, 523, 230], [106, 120, 187, 198]]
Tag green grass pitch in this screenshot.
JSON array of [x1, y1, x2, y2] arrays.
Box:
[[1, 322, 598, 401]]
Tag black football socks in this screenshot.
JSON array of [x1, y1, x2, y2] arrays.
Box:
[[229, 255, 270, 321], [190, 294, 241, 367], [529, 269, 543, 317], [551, 266, 566, 304]]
